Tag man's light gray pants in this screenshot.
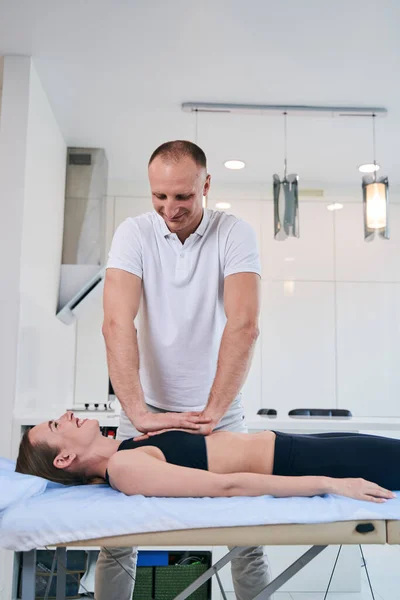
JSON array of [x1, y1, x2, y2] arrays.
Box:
[[95, 396, 272, 600]]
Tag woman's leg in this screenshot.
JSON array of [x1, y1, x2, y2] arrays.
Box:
[[306, 432, 361, 438], [276, 431, 400, 490]]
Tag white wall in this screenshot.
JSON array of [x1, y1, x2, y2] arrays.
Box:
[[0, 56, 32, 461], [0, 56, 32, 600], [0, 56, 74, 599], [15, 61, 76, 419], [0, 56, 4, 122], [82, 192, 400, 420]]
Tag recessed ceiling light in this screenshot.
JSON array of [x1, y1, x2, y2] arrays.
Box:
[[224, 160, 245, 170], [327, 203, 344, 211], [358, 163, 380, 173], [216, 202, 231, 210]]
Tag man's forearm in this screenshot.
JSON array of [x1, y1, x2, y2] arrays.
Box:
[[204, 322, 259, 421], [103, 320, 147, 426]]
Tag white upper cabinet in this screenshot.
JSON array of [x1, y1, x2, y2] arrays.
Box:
[[261, 201, 335, 281], [261, 280, 336, 415], [336, 282, 400, 416], [335, 204, 400, 282]]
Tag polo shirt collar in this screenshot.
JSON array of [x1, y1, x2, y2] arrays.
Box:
[[195, 209, 210, 237], [156, 211, 171, 237], [156, 209, 210, 238]]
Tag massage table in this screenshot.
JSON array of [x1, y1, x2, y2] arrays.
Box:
[[17, 519, 393, 600], [8, 415, 400, 599], [2, 480, 398, 600]]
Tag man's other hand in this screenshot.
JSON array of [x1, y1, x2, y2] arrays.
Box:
[[133, 418, 217, 441], [134, 411, 212, 436]]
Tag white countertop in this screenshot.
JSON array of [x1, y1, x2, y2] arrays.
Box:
[[246, 415, 400, 432], [13, 411, 121, 427], [13, 413, 400, 432]]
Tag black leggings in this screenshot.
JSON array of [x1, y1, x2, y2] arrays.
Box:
[[272, 431, 400, 490]]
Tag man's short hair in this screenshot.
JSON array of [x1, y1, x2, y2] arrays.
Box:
[[149, 140, 207, 169]]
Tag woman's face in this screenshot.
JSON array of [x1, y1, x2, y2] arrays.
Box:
[[29, 411, 101, 454]]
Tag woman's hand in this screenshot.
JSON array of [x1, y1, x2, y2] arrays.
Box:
[[329, 477, 396, 503], [134, 411, 212, 436]]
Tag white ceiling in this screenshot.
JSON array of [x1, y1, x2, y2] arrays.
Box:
[[0, 0, 399, 195]]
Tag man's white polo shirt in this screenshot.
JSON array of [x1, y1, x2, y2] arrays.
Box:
[[106, 209, 261, 412]]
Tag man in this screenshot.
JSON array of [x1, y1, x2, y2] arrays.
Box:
[[96, 140, 271, 600]]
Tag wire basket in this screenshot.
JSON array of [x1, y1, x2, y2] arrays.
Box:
[[132, 566, 154, 599], [154, 562, 209, 600]]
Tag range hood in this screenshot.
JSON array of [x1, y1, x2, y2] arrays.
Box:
[[57, 264, 105, 325], [56, 148, 108, 325]]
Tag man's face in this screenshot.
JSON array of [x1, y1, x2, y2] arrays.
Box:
[[149, 156, 211, 237]]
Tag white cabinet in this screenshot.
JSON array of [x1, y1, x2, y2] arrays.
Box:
[[73, 294, 109, 408], [261, 201, 335, 281], [335, 204, 400, 282], [261, 280, 336, 413], [336, 282, 400, 416]]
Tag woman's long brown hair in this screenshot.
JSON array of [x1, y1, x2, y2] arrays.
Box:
[[15, 429, 100, 485]]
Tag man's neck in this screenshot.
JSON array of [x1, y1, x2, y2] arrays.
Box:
[[177, 210, 204, 243]]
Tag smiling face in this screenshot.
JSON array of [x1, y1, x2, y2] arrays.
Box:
[[149, 156, 211, 241], [29, 411, 101, 469]]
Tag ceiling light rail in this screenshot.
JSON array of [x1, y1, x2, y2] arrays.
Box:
[[182, 102, 387, 118]]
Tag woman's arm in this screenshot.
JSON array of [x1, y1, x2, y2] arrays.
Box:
[[107, 451, 393, 502], [108, 450, 327, 497]]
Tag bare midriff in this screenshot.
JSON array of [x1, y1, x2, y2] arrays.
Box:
[[205, 430, 276, 475], [130, 430, 277, 475]]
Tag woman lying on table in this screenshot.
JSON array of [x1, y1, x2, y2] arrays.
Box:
[[16, 411, 398, 503]]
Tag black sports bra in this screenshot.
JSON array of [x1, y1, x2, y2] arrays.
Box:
[[104, 430, 208, 485]]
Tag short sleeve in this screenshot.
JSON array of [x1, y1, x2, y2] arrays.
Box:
[[224, 220, 261, 278], [106, 218, 143, 278]]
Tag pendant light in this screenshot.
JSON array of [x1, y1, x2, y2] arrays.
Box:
[[362, 114, 389, 241], [273, 112, 299, 240]]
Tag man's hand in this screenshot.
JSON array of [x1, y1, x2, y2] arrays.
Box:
[[192, 416, 219, 436], [134, 411, 212, 436], [196, 411, 220, 436], [133, 414, 219, 441]]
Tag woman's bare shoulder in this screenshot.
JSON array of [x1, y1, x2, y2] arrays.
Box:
[[106, 449, 229, 497], [106, 449, 148, 491], [109, 445, 165, 469], [108, 447, 160, 471]]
